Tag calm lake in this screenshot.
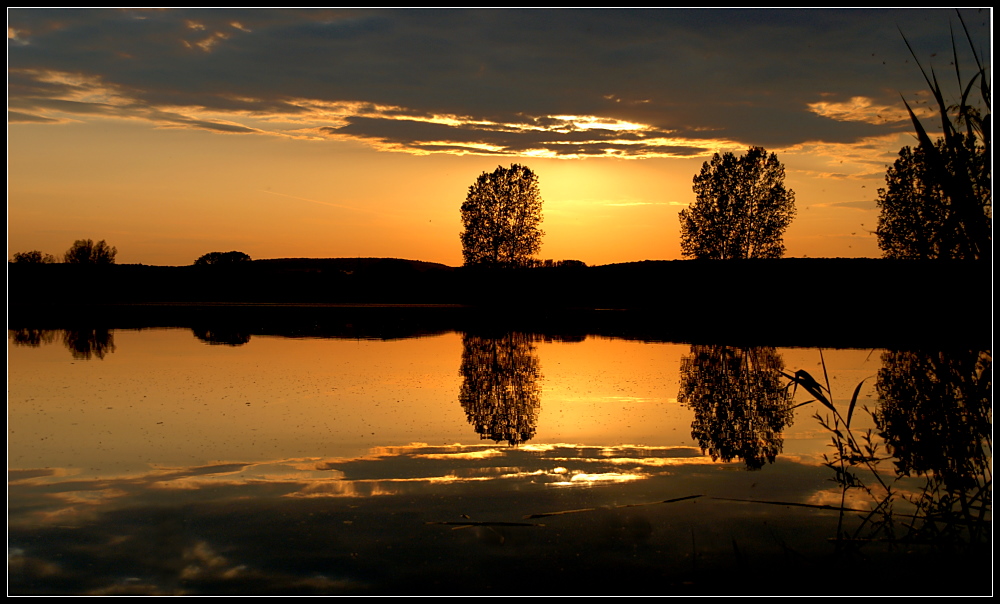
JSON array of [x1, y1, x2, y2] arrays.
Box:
[[7, 324, 991, 595]]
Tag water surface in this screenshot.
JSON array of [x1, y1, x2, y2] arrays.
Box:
[[8, 327, 990, 595]]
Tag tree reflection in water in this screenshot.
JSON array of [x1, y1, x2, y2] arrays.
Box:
[[874, 349, 991, 490], [9, 328, 58, 347], [678, 345, 792, 470], [10, 328, 116, 360], [459, 332, 542, 446], [192, 327, 252, 346], [785, 348, 992, 551], [62, 328, 116, 360], [10, 328, 117, 360]]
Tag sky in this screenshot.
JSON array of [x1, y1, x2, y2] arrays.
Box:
[[7, 8, 992, 266]]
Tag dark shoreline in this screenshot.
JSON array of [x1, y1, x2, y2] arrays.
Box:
[[8, 258, 990, 349]]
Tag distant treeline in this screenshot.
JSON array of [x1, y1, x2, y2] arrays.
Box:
[[7, 257, 990, 348]]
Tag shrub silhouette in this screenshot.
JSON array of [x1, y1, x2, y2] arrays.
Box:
[[63, 239, 116, 265]]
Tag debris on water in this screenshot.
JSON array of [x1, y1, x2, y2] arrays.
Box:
[[524, 494, 703, 519]]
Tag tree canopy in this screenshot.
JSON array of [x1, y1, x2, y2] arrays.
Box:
[[879, 16, 991, 261], [460, 164, 544, 268], [63, 239, 117, 265], [876, 134, 990, 259], [679, 147, 795, 259]]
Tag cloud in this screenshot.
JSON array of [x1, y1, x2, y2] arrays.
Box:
[[807, 95, 921, 125], [7, 8, 989, 158], [8, 110, 61, 123], [812, 199, 879, 210], [11, 441, 932, 594], [322, 115, 712, 157]]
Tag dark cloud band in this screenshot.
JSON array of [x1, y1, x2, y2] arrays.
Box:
[[7, 8, 988, 157]]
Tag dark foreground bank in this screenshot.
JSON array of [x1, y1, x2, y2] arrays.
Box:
[[7, 258, 990, 348]]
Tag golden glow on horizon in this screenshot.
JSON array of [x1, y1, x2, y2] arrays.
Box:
[[8, 114, 894, 266], [9, 9, 979, 264], [10, 64, 899, 265]]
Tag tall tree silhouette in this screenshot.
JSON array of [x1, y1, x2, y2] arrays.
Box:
[[878, 14, 991, 260], [459, 332, 542, 446], [877, 135, 989, 259], [460, 164, 544, 268], [678, 345, 792, 470], [679, 147, 795, 259]]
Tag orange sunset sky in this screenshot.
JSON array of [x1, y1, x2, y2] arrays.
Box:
[[7, 9, 991, 266]]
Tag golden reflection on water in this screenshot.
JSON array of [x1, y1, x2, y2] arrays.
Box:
[[9, 328, 894, 541], [8, 330, 991, 595], [9, 329, 467, 475], [8, 328, 886, 482]]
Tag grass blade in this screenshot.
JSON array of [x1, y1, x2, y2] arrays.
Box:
[[845, 376, 871, 429]]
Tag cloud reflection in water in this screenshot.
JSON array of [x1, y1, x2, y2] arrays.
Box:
[[11, 439, 867, 595]]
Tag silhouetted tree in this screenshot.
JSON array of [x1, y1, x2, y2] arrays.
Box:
[[459, 333, 541, 445], [64, 239, 117, 265], [874, 349, 991, 491], [877, 135, 990, 259], [679, 147, 795, 259], [460, 164, 544, 268], [881, 15, 991, 260], [194, 251, 252, 266], [10, 250, 56, 264], [678, 345, 792, 470]]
